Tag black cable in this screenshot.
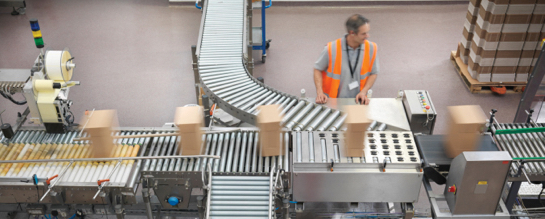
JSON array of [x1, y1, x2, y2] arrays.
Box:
[[35, 184, 40, 203], [539, 183, 545, 207], [0, 90, 27, 105], [69, 110, 75, 124]]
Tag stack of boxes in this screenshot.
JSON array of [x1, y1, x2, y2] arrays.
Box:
[[81, 110, 119, 158], [459, 0, 545, 82], [174, 106, 204, 155], [444, 105, 487, 158], [344, 105, 371, 157], [257, 105, 283, 157]]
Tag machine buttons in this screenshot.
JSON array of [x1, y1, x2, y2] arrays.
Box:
[[167, 197, 180, 206], [448, 185, 457, 193], [425, 106, 430, 110]]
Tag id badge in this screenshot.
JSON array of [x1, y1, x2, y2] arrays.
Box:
[[348, 80, 359, 90]]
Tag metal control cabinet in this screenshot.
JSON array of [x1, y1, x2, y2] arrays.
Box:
[[402, 90, 436, 135], [444, 151, 512, 215]]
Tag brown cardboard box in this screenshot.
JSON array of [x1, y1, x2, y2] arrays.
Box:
[[174, 106, 204, 155], [79, 110, 119, 158], [180, 133, 204, 155], [80, 110, 119, 137], [343, 105, 371, 157], [470, 0, 481, 7], [444, 105, 487, 158], [345, 131, 365, 157], [447, 105, 487, 133], [463, 28, 474, 44], [468, 56, 493, 73], [257, 104, 283, 157], [90, 135, 116, 158], [257, 105, 282, 131], [175, 106, 204, 133], [345, 148, 365, 158], [343, 105, 372, 132], [467, 10, 478, 24], [260, 130, 282, 157], [445, 132, 482, 158]]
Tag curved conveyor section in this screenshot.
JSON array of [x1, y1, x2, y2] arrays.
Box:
[[197, 0, 345, 130]]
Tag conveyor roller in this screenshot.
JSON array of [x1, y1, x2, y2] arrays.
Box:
[[197, 0, 345, 130]]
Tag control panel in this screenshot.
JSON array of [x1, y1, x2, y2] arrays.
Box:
[[416, 91, 433, 113], [402, 90, 436, 135]]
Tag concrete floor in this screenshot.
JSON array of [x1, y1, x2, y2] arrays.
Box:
[[0, 0, 520, 218], [0, 0, 521, 133]]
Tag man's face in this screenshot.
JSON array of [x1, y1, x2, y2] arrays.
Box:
[[350, 23, 370, 44]]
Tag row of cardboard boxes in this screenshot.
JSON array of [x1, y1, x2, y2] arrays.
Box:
[[459, 0, 545, 82]]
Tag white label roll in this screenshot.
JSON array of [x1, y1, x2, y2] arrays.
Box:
[[45, 50, 74, 81]]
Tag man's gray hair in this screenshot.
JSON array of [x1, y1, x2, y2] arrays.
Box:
[[346, 14, 369, 34]]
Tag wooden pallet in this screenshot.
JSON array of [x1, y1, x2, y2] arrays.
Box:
[[450, 51, 526, 94]]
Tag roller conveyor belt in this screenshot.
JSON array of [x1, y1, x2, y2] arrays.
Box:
[[0, 129, 290, 181], [491, 123, 545, 179], [142, 130, 289, 173], [0, 130, 146, 186], [197, 0, 345, 130], [208, 175, 273, 219]]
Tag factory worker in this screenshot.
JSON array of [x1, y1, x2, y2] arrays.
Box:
[[313, 14, 379, 105]]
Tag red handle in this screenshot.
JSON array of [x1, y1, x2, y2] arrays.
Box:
[[46, 174, 59, 185], [97, 179, 110, 186], [210, 104, 216, 116]]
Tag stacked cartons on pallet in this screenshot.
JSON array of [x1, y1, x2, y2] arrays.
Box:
[[460, 0, 545, 82]]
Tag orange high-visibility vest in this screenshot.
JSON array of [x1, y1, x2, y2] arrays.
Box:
[[321, 38, 377, 98]]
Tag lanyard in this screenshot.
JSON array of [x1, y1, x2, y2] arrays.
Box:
[[345, 39, 361, 78]]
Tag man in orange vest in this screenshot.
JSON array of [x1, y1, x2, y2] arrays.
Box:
[[313, 14, 379, 105]]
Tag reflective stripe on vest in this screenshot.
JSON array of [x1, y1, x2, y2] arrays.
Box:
[[321, 38, 377, 98]]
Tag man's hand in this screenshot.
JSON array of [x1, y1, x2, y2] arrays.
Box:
[[355, 92, 370, 105], [316, 92, 328, 104]]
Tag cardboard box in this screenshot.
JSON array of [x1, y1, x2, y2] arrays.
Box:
[[459, 42, 470, 56], [463, 27, 474, 46], [491, 73, 516, 82], [345, 148, 364, 158], [515, 73, 529, 82], [79, 110, 119, 158], [90, 135, 116, 158], [447, 105, 487, 133], [342, 105, 370, 156], [345, 131, 365, 157], [80, 110, 119, 137], [174, 106, 204, 155], [257, 105, 283, 157], [445, 105, 487, 158], [180, 132, 204, 155], [467, 10, 478, 24], [174, 106, 204, 133], [260, 130, 282, 157], [343, 105, 372, 132], [445, 132, 482, 158], [257, 105, 282, 131], [469, 0, 482, 15]]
